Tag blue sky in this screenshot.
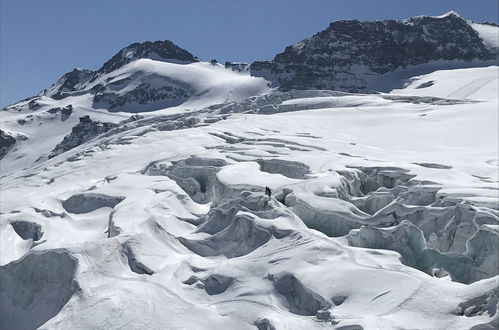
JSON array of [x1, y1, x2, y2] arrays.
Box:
[[1, 0, 498, 106]]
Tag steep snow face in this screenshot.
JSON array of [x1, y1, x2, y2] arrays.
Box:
[[88, 59, 270, 112], [1, 64, 498, 329], [471, 22, 499, 50], [250, 12, 498, 91], [391, 66, 499, 100]]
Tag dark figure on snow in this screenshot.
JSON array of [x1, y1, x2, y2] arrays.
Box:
[[265, 186, 272, 198], [210, 59, 218, 66]]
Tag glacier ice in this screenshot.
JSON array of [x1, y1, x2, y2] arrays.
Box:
[[0, 39, 498, 329], [0, 251, 78, 330]]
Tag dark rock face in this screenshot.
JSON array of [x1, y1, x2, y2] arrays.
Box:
[[250, 13, 498, 91], [225, 61, 249, 72], [45, 105, 73, 121], [0, 130, 16, 159], [48, 117, 118, 158], [28, 99, 41, 110], [93, 82, 190, 111], [60, 105, 73, 120], [47, 69, 95, 100], [96, 40, 199, 75]]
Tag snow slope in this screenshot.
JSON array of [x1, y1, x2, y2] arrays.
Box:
[[391, 66, 499, 100], [471, 22, 499, 49], [1, 65, 498, 329]]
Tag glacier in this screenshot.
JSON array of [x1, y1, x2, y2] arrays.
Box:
[[1, 13, 498, 330]]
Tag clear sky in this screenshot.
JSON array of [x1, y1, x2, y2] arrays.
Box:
[[1, 0, 498, 107]]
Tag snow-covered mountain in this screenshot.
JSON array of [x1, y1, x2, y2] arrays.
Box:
[[0, 41, 270, 172], [1, 12, 498, 330], [250, 11, 498, 91]]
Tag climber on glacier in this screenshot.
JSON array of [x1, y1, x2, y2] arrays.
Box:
[[262, 186, 272, 207], [265, 186, 272, 199]]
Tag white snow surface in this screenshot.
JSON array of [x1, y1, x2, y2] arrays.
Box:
[[391, 66, 499, 100], [471, 22, 499, 49], [1, 63, 498, 330]]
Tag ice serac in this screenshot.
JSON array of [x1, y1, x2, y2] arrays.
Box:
[[271, 272, 330, 316], [0, 251, 79, 330], [251, 12, 498, 91], [347, 221, 499, 284], [466, 225, 499, 283], [144, 156, 227, 204]]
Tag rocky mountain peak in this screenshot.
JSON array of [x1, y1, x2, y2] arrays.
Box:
[[97, 40, 199, 74], [43, 68, 95, 100], [37, 40, 200, 102], [250, 13, 498, 91]]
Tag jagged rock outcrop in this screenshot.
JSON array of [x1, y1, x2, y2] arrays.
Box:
[[250, 12, 498, 91], [92, 77, 190, 111], [48, 116, 118, 158], [0, 130, 16, 159], [43, 69, 94, 100], [46, 104, 73, 121]]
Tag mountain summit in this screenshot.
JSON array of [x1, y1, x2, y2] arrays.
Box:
[[250, 12, 498, 91], [42, 40, 200, 100], [97, 40, 199, 75]]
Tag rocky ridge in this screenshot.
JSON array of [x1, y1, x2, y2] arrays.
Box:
[[250, 12, 498, 91]]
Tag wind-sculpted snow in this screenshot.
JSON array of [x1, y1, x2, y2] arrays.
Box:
[[0, 65, 498, 329], [179, 212, 273, 258]]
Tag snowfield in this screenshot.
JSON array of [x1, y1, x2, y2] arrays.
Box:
[[1, 57, 498, 329]]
